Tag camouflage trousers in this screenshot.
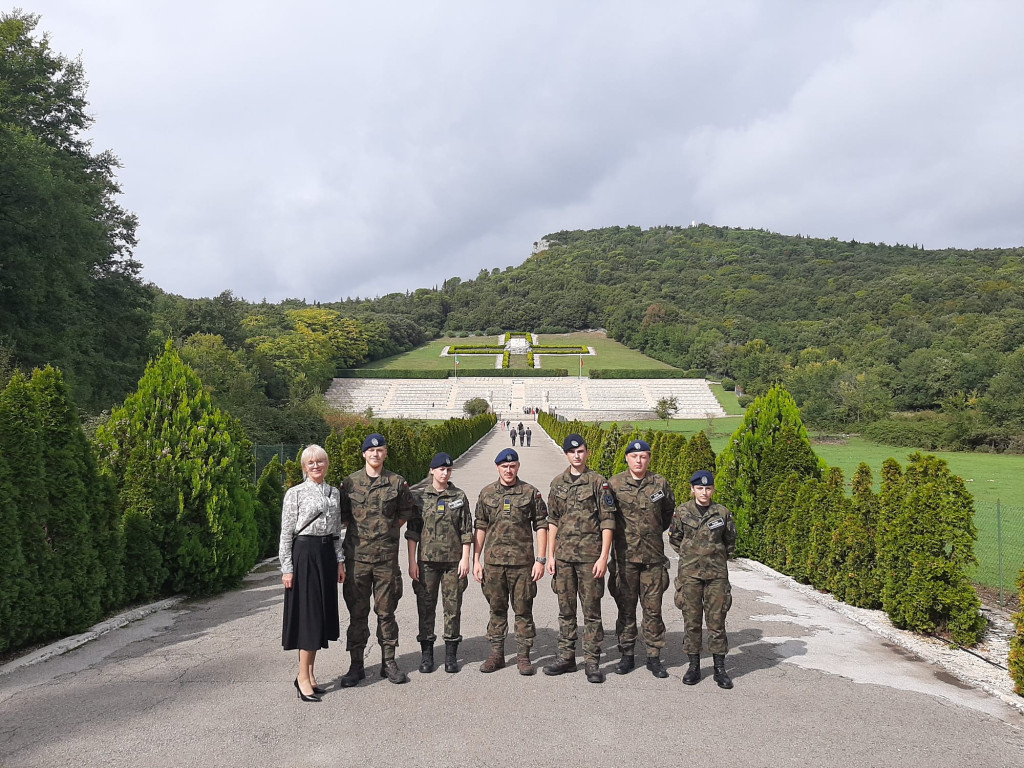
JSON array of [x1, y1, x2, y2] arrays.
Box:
[[551, 560, 605, 663], [343, 557, 404, 658], [608, 559, 669, 656], [412, 561, 468, 644], [674, 575, 732, 655], [482, 563, 537, 653]]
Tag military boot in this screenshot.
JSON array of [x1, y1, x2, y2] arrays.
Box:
[[585, 661, 605, 684], [543, 655, 577, 676], [419, 641, 434, 673], [712, 654, 733, 689], [645, 654, 669, 679], [614, 654, 635, 675], [381, 659, 409, 684], [480, 646, 505, 673], [682, 654, 702, 685], [339, 650, 366, 688], [444, 641, 459, 673], [516, 651, 535, 676]]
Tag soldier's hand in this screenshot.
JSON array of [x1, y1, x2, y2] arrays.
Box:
[[547, 559, 556, 577], [409, 561, 420, 581], [337, 563, 346, 584], [473, 562, 484, 583], [458, 558, 470, 579], [593, 557, 608, 579], [531, 561, 545, 582]]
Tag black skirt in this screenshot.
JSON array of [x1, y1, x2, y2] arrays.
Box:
[[282, 536, 340, 651]]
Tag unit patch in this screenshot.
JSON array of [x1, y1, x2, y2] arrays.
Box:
[[707, 517, 725, 530], [650, 490, 665, 502]]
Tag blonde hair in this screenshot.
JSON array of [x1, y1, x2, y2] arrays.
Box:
[[300, 444, 329, 478]]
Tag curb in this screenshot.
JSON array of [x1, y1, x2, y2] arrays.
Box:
[[0, 556, 281, 680], [738, 558, 1024, 717]]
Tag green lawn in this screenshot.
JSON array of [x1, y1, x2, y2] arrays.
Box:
[[535, 331, 677, 370], [361, 338, 497, 370]]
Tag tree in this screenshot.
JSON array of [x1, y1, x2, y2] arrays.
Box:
[[0, 12, 152, 409], [464, 397, 489, 417], [654, 396, 678, 425], [95, 343, 258, 597]]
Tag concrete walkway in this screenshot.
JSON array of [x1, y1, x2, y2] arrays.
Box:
[[1, 423, 1022, 767]]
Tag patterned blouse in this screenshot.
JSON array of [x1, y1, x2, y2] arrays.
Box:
[[279, 478, 347, 574]]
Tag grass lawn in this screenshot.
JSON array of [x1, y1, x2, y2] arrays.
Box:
[[535, 331, 677, 370], [361, 338, 497, 370]]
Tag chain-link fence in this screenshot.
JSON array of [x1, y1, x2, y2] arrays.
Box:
[[254, 444, 302, 482], [972, 500, 1024, 606]]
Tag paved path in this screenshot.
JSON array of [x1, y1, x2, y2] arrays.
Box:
[[1, 423, 1023, 767]]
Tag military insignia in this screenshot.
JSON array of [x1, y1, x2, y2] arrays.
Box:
[[371, 437, 379, 446], [700, 475, 710, 485], [503, 499, 512, 512], [571, 440, 579, 447], [449, 498, 464, 510], [633, 442, 641, 450], [708, 517, 725, 530], [436, 501, 446, 514], [650, 490, 665, 502]]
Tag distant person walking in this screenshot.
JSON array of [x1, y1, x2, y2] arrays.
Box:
[[517, 423, 525, 444], [279, 444, 346, 703], [525, 427, 532, 447], [510, 428, 517, 446]]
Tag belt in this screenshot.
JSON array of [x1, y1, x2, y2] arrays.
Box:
[[296, 535, 339, 543]]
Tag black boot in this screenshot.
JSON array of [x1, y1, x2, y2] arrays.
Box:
[[419, 641, 434, 673], [645, 655, 669, 679], [542, 655, 576, 676], [712, 654, 733, 689], [585, 661, 605, 684], [615, 654, 635, 675], [444, 641, 459, 673], [682, 654, 701, 685], [339, 651, 366, 688], [381, 658, 409, 684]]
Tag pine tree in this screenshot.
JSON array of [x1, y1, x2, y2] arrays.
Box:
[[95, 343, 258, 597]]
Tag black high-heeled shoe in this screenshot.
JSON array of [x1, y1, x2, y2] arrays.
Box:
[[294, 678, 321, 702], [311, 684, 326, 695]]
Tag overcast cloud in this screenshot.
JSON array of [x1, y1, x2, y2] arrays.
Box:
[[18, 0, 1024, 302]]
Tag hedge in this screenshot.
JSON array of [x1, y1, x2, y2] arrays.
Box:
[[588, 369, 692, 379], [336, 369, 449, 378], [1011, 569, 1024, 695]]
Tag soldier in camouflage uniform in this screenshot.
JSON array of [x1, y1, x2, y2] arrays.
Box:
[[339, 433, 419, 686], [472, 448, 548, 676], [668, 470, 737, 689], [607, 439, 676, 678], [406, 452, 472, 674], [543, 434, 616, 683]]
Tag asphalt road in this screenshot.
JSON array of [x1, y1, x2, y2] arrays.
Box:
[[2, 424, 1022, 767]]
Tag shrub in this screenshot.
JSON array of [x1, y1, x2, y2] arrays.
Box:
[[464, 397, 490, 416], [254, 455, 285, 559], [588, 369, 691, 379], [484, 326, 503, 336], [831, 463, 882, 608], [95, 343, 259, 597], [737, 394, 755, 408], [877, 452, 986, 645], [336, 369, 448, 379], [1010, 568, 1024, 695], [721, 378, 736, 391]]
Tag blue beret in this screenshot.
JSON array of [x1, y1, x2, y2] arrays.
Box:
[[361, 433, 387, 451], [430, 452, 453, 469], [625, 440, 651, 454], [690, 471, 715, 486], [562, 433, 587, 452], [495, 448, 519, 465]]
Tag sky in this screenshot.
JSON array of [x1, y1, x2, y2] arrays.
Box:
[[16, 0, 1024, 302]]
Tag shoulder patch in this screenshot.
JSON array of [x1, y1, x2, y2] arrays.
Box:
[[650, 490, 665, 502], [707, 517, 725, 530]]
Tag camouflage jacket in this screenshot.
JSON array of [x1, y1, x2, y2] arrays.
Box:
[[474, 479, 548, 567], [341, 468, 418, 563], [547, 467, 617, 563], [406, 483, 472, 563], [608, 471, 675, 564], [668, 499, 736, 579]]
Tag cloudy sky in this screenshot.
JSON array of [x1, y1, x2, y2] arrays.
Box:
[[20, 0, 1024, 302]]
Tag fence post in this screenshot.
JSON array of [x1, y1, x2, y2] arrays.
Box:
[[996, 498, 1003, 606]]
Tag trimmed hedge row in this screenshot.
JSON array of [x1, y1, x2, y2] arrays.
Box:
[[1011, 570, 1024, 695], [588, 368, 698, 379], [336, 369, 448, 378]]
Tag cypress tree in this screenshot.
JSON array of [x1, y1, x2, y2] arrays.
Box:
[[716, 386, 822, 558], [1010, 568, 1024, 696], [680, 430, 716, 496], [831, 463, 881, 608], [29, 366, 112, 631], [254, 455, 285, 559], [596, 423, 622, 477], [0, 451, 25, 651], [806, 467, 846, 591], [95, 343, 258, 597], [0, 371, 55, 642], [762, 472, 802, 573], [785, 477, 818, 584]]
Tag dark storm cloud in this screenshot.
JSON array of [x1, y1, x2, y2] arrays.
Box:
[[22, 0, 1024, 301]]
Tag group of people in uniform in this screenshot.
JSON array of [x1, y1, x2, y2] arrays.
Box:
[[279, 428, 736, 702]]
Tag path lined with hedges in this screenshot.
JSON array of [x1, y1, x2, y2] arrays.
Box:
[[0, 422, 1020, 767]]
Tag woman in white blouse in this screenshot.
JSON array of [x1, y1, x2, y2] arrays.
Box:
[[280, 444, 346, 702]]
